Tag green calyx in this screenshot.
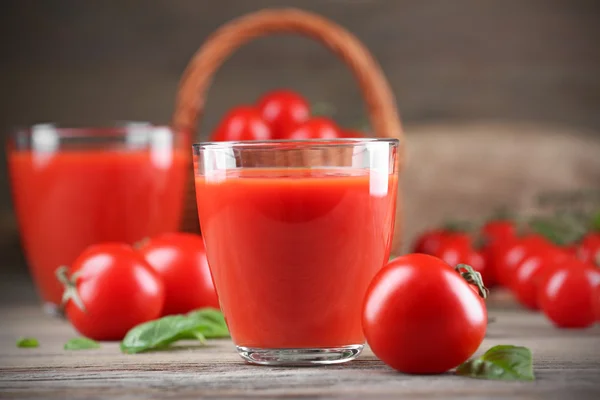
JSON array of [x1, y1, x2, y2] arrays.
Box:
[[55, 266, 87, 313], [455, 264, 489, 299]]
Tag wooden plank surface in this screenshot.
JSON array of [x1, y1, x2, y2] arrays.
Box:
[[1, 294, 599, 400]]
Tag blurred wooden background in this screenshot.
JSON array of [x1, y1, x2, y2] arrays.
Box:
[[1, 0, 599, 265]]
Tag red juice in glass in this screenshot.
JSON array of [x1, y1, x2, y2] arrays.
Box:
[[194, 139, 399, 365], [8, 124, 189, 312]]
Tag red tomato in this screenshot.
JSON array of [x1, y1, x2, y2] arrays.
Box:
[[495, 234, 549, 287], [595, 285, 600, 322], [362, 254, 487, 374], [340, 129, 364, 138], [481, 220, 516, 244], [412, 229, 448, 255], [137, 233, 219, 315], [579, 232, 600, 265], [512, 246, 570, 310], [537, 258, 600, 328], [257, 90, 310, 139], [435, 233, 491, 287], [211, 106, 272, 141], [285, 117, 341, 140], [58, 243, 164, 340]]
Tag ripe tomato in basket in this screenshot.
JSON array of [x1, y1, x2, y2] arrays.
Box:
[[211, 106, 272, 141], [257, 89, 310, 139], [285, 117, 341, 140]]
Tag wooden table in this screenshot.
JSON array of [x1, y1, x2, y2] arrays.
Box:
[[1, 291, 599, 400]]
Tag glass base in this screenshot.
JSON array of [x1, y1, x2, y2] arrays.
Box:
[[236, 344, 363, 366]]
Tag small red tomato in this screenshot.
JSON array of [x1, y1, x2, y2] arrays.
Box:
[[412, 229, 448, 255], [58, 243, 164, 341], [595, 285, 600, 322], [137, 233, 219, 315], [363, 254, 487, 374], [340, 129, 364, 138], [512, 246, 570, 310], [537, 258, 600, 328], [579, 232, 600, 265], [285, 117, 341, 140], [496, 234, 549, 287], [436, 233, 491, 287], [257, 90, 310, 139], [481, 220, 516, 244], [211, 106, 272, 141]]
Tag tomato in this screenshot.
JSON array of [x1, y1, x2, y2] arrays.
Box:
[[537, 258, 600, 328], [57, 243, 164, 340], [435, 233, 492, 287], [412, 229, 448, 255], [285, 117, 341, 140], [257, 90, 310, 139], [495, 234, 549, 287], [512, 246, 570, 310], [579, 232, 600, 265], [595, 285, 600, 322], [137, 233, 219, 315], [340, 129, 364, 138], [211, 106, 272, 141], [481, 220, 515, 244], [362, 254, 487, 374]]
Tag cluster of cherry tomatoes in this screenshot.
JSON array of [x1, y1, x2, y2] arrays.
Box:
[[210, 89, 362, 141], [412, 219, 600, 328], [58, 233, 218, 341]]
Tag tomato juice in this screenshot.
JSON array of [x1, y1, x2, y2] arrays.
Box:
[[195, 169, 397, 349]]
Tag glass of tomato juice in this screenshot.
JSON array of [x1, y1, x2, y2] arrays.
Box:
[[7, 123, 189, 314], [193, 138, 399, 365]]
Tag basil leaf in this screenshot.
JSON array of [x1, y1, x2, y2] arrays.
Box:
[[187, 308, 230, 338], [120, 315, 205, 354], [16, 337, 39, 348], [456, 345, 535, 381], [64, 337, 100, 350]]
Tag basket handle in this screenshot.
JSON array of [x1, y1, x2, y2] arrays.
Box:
[[173, 8, 404, 165]]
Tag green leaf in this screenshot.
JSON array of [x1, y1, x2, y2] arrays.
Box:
[[16, 337, 39, 348], [120, 309, 229, 354], [456, 345, 535, 381], [64, 337, 100, 350]]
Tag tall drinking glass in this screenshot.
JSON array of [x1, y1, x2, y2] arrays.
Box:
[[193, 138, 399, 365], [7, 124, 189, 314]]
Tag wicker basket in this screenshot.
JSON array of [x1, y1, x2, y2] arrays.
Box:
[[172, 8, 406, 252]]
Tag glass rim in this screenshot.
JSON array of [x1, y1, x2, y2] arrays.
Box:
[[193, 137, 400, 150], [8, 123, 182, 139]]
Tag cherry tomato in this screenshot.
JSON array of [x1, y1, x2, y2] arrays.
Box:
[[435, 233, 491, 286], [363, 254, 487, 374], [594, 285, 600, 322], [58, 243, 164, 340], [412, 229, 448, 255], [512, 246, 570, 310], [579, 232, 600, 265], [537, 258, 600, 328], [481, 220, 516, 244], [285, 117, 341, 140], [211, 106, 272, 141], [257, 90, 310, 139], [495, 234, 549, 287], [340, 129, 364, 138], [137, 233, 219, 315]]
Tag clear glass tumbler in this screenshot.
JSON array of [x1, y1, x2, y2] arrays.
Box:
[[193, 138, 399, 366], [7, 123, 189, 314]]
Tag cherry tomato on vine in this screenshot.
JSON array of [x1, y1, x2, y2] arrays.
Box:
[[137, 233, 219, 315], [257, 90, 310, 139], [362, 254, 487, 374], [412, 229, 449, 255], [495, 234, 549, 287], [579, 232, 600, 265], [285, 117, 341, 140], [211, 106, 272, 141], [537, 258, 600, 328], [435, 233, 491, 286], [57, 243, 165, 341], [512, 245, 570, 310]]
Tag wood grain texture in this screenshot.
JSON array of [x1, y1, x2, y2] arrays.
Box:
[[1, 293, 599, 400]]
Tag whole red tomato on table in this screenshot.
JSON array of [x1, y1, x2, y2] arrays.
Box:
[[57, 243, 165, 341], [495, 234, 549, 288], [211, 106, 272, 141], [257, 89, 310, 138], [362, 254, 487, 374], [284, 117, 341, 140], [137, 233, 219, 315], [537, 258, 600, 328], [481, 219, 516, 244], [579, 232, 600, 265], [435, 233, 491, 287], [412, 228, 449, 255]]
